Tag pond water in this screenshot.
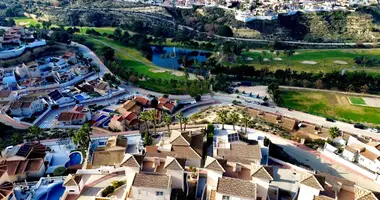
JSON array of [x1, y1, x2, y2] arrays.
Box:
[[151, 46, 211, 71]]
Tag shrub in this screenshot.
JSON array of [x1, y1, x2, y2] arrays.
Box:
[[52, 167, 66, 176], [111, 180, 126, 188], [102, 185, 115, 197]]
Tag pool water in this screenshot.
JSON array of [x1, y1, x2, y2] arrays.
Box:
[[74, 95, 85, 101], [47, 184, 65, 200], [65, 152, 82, 168], [196, 177, 207, 198], [151, 46, 209, 71], [38, 183, 65, 200]]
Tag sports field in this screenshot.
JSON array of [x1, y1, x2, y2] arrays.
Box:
[[281, 90, 380, 125], [348, 97, 366, 105], [242, 49, 380, 74]]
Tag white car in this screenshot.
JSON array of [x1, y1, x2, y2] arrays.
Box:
[[369, 128, 378, 133]]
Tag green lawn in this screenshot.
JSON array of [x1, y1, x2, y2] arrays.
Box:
[[80, 35, 189, 93], [349, 97, 366, 105], [13, 17, 40, 26], [281, 90, 380, 125], [241, 49, 380, 74]]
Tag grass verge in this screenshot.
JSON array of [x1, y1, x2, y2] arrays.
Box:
[[281, 90, 380, 125]]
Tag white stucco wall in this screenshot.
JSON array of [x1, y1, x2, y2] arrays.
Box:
[[297, 185, 320, 200], [131, 186, 171, 200], [166, 169, 184, 189]]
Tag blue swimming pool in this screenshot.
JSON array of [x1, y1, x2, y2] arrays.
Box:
[[74, 95, 85, 101], [65, 152, 83, 168], [196, 177, 207, 198], [37, 183, 65, 200]]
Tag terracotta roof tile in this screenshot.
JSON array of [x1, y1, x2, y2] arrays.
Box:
[[355, 186, 378, 200], [251, 165, 273, 180], [204, 156, 226, 172], [217, 177, 256, 199], [360, 149, 379, 161], [300, 173, 325, 191], [216, 143, 261, 164], [132, 173, 171, 189], [164, 157, 185, 170], [314, 195, 334, 200]]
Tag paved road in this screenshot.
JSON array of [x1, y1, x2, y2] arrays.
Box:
[[71, 42, 110, 78]]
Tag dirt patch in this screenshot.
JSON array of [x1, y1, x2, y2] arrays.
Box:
[[362, 97, 380, 108], [333, 60, 348, 65], [301, 61, 317, 65], [150, 69, 167, 73], [171, 71, 197, 80], [327, 94, 339, 105]]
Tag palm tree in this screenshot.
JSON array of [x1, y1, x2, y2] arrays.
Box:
[[139, 111, 150, 134], [183, 117, 189, 131], [29, 126, 41, 143], [218, 110, 228, 130], [163, 113, 173, 136], [175, 112, 184, 131], [240, 113, 251, 134], [147, 110, 157, 136], [328, 127, 340, 139], [229, 112, 240, 130]]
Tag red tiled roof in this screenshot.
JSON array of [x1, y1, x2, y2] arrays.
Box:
[[163, 102, 175, 110], [158, 97, 168, 103], [0, 91, 12, 98], [125, 112, 137, 121], [134, 96, 149, 106], [58, 112, 85, 122], [72, 106, 84, 112]]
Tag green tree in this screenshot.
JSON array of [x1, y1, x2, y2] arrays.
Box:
[[147, 110, 157, 135], [113, 28, 123, 41], [72, 123, 91, 155], [218, 110, 228, 130], [240, 113, 251, 134], [175, 112, 184, 131], [103, 47, 115, 61], [183, 117, 189, 131], [28, 126, 41, 143], [163, 113, 173, 136], [329, 127, 340, 139], [139, 111, 150, 134], [229, 112, 240, 130], [218, 25, 233, 37]]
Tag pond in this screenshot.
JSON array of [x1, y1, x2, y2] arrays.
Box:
[[151, 46, 211, 72]]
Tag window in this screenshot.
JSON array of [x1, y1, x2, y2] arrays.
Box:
[[156, 191, 164, 196], [222, 195, 230, 200], [139, 190, 147, 195], [69, 189, 75, 193]]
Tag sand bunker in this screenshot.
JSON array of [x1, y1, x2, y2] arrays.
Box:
[[19, 22, 30, 26], [333, 60, 348, 65], [301, 61, 317, 64], [274, 58, 282, 61], [150, 69, 167, 73]]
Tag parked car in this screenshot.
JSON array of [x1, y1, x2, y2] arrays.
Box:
[[369, 128, 378, 133], [354, 123, 365, 129], [326, 118, 335, 122]]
